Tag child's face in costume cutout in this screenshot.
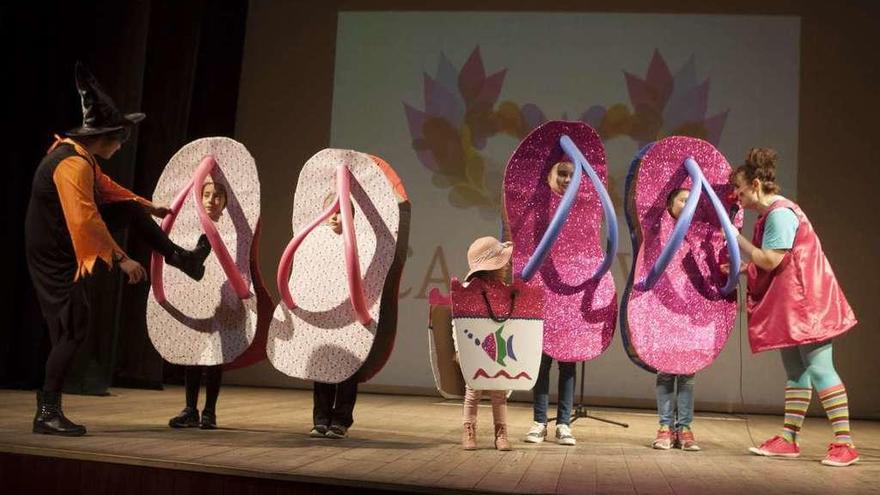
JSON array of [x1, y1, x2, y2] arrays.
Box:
[[548, 161, 574, 196], [668, 190, 689, 220], [202, 182, 227, 222], [324, 193, 354, 235]]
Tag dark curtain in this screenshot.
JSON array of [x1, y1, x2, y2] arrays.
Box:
[[1, 0, 248, 393]]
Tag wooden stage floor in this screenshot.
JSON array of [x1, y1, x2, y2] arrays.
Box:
[[0, 386, 878, 494]]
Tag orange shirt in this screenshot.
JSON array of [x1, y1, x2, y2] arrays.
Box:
[[49, 137, 153, 279]]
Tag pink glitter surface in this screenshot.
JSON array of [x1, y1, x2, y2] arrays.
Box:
[[625, 136, 743, 374], [503, 121, 618, 362], [450, 277, 544, 320]]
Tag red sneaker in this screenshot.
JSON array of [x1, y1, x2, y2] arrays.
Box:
[[678, 428, 701, 451], [652, 428, 673, 450], [748, 435, 800, 458], [821, 443, 859, 467]]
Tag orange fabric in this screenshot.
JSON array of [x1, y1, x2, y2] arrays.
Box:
[[48, 136, 151, 279], [369, 154, 408, 201]]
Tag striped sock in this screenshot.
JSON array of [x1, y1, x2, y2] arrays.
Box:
[[782, 387, 812, 443], [818, 384, 852, 445]]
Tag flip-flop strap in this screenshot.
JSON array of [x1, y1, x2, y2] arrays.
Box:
[[561, 135, 619, 280], [276, 163, 373, 325], [638, 157, 741, 296], [151, 155, 252, 304], [685, 157, 741, 295], [518, 134, 618, 282]]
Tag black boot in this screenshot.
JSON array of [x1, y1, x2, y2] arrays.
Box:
[[200, 409, 217, 430], [165, 235, 211, 281], [168, 407, 200, 428], [33, 390, 87, 436]]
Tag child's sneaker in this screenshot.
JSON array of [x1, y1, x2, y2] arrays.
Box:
[[555, 424, 576, 446], [652, 427, 673, 450], [309, 425, 328, 438], [748, 435, 800, 458], [325, 425, 348, 439], [821, 443, 859, 467], [677, 427, 701, 451], [524, 421, 547, 443]]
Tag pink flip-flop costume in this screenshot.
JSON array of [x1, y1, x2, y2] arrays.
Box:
[[503, 121, 618, 363], [621, 136, 742, 374]]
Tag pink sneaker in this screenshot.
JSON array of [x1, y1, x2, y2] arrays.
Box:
[[652, 428, 673, 450], [821, 443, 859, 467], [748, 435, 800, 458], [678, 429, 701, 451]]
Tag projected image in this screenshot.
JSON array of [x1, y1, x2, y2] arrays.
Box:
[[403, 48, 729, 217]]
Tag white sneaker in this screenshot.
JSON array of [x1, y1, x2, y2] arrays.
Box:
[[556, 424, 576, 446], [524, 421, 547, 443]]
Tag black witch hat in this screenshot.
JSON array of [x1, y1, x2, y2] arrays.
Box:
[[66, 61, 145, 137]]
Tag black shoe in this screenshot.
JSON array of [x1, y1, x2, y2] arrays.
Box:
[[169, 407, 200, 428], [326, 425, 348, 439], [199, 409, 217, 430], [166, 236, 212, 281], [309, 425, 329, 438], [33, 390, 87, 437]]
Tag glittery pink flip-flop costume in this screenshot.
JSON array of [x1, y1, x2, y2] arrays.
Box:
[[503, 121, 617, 362], [621, 136, 742, 374]]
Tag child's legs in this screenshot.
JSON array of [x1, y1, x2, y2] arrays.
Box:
[[655, 373, 676, 427], [556, 361, 576, 426], [331, 376, 358, 428], [184, 366, 202, 409], [463, 385, 482, 423], [674, 374, 695, 430], [203, 366, 222, 412], [532, 353, 553, 423], [489, 390, 508, 425], [313, 382, 335, 427]]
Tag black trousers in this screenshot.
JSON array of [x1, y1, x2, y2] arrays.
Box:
[[184, 365, 223, 412], [34, 201, 179, 392], [313, 376, 358, 428]]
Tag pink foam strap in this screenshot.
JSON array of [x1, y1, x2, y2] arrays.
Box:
[[276, 196, 340, 309], [275, 164, 373, 325], [150, 155, 252, 304]]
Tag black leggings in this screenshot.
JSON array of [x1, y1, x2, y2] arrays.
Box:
[[42, 201, 182, 392], [184, 366, 223, 412], [99, 201, 179, 257]]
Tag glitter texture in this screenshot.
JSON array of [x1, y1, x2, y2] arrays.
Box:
[[621, 136, 743, 375], [503, 121, 618, 362]]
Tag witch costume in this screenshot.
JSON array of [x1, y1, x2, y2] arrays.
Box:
[[25, 62, 210, 436]]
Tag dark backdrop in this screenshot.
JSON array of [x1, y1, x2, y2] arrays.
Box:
[[1, 0, 247, 393]]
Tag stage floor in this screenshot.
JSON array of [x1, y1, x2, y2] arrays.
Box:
[[0, 386, 878, 494]]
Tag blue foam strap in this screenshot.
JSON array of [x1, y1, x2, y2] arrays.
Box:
[[517, 135, 584, 281], [685, 157, 741, 296], [560, 135, 619, 280], [638, 157, 741, 296], [638, 163, 703, 290]]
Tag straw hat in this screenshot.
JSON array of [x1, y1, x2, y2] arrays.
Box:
[[465, 236, 513, 281]]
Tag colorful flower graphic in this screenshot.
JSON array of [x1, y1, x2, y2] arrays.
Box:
[[404, 48, 729, 215]]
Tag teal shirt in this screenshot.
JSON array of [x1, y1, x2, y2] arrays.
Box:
[[762, 201, 799, 250]]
